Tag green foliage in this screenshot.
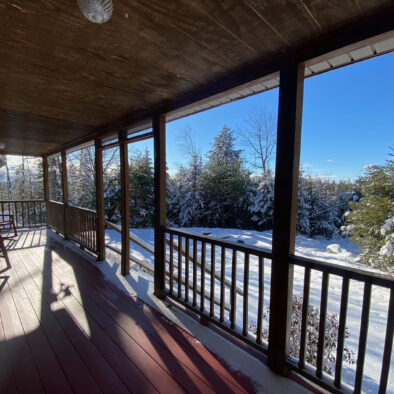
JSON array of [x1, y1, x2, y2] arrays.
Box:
[[128, 149, 154, 228], [200, 126, 251, 228], [343, 154, 394, 272]]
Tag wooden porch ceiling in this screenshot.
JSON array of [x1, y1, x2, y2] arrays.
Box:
[[0, 0, 393, 156]]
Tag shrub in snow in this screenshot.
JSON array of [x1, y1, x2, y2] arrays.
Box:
[[342, 153, 394, 274], [249, 295, 356, 375]]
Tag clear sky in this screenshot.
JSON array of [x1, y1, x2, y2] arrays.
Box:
[[164, 51, 394, 181]]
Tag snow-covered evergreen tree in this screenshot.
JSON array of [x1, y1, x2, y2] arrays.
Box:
[[200, 126, 251, 228], [177, 154, 204, 226], [297, 175, 341, 239], [343, 153, 394, 273], [249, 170, 274, 230], [104, 168, 121, 224], [129, 149, 154, 228]]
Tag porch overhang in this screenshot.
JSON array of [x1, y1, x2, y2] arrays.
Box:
[[0, 1, 393, 156]]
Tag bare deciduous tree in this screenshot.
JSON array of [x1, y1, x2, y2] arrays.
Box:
[[238, 107, 277, 173], [177, 125, 200, 160]]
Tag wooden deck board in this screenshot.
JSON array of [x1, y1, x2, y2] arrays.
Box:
[[0, 229, 257, 394], [38, 248, 219, 394], [6, 269, 73, 394], [0, 312, 18, 394], [0, 277, 45, 394], [13, 248, 154, 394], [8, 249, 103, 394]]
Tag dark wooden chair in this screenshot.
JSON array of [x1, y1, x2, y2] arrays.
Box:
[[0, 213, 17, 267]]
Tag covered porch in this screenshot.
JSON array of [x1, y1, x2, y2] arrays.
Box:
[[0, 1, 394, 392]]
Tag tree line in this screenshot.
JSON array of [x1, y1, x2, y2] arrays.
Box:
[[1, 126, 392, 272]]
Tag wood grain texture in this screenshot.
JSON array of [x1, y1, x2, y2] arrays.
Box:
[[0, 0, 392, 156], [0, 228, 256, 393]]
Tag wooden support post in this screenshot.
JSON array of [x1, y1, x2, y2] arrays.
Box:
[[268, 61, 305, 375], [43, 156, 49, 202], [119, 130, 130, 276], [153, 113, 166, 297], [61, 151, 68, 238], [95, 139, 105, 261], [42, 156, 49, 226]]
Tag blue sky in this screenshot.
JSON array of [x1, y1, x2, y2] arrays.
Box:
[[163, 51, 394, 181]]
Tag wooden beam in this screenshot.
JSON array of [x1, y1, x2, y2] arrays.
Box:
[[153, 113, 166, 297], [268, 61, 305, 375], [119, 131, 130, 276], [61, 151, 68, 239], [95, 139, 105, 261]]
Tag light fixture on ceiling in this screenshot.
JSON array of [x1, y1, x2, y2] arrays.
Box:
[[77, 0, 113, 24]]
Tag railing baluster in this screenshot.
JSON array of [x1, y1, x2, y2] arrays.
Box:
[[299, 267, 311, 369], [21, 201, 25, 227], [210, 244, 215, 317], [177, 235, 182, 298], [230, 249, 237, 330], [185, 237, 190, 303], [316, 271, 329, 379], [334, 276, 349, 388], [169, 233, 174, 295], [256, 256, 264, 344], [193, 239, 197, 307], [200, 241, 206, 312], [354, 282, 372, 393], [242, 253, 249, 336], [34, 201, 37, 227], [27, 201, 31, 228], [220, 246, 225, 322], [14, 202, 19, 228], [378, 288, 394, 394]]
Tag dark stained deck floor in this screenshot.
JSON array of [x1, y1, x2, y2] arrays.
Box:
[[0, 229, 256, 394]]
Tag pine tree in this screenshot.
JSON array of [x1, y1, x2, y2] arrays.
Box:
[[249, 170, 274, 230], [177, 154, 204, 226], [297, 175, 341, 239], [104, 169, 121, 224], [343, 153, 394, 272], [128, 149, 154, 228], [200, 126, 251, 228]]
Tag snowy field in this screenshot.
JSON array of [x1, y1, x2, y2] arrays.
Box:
[[105, 227, 393, 393]]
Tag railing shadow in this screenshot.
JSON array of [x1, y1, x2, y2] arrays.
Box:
[[46, 230, 251, 393]]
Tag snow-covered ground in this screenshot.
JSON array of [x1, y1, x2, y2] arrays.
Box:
[[105, 227, 393, 393]]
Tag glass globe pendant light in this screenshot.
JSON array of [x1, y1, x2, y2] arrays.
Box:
[[77, 0, 113, 24]]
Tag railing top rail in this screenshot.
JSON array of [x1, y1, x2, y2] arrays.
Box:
[[0, 199, 45, 203], [290, 254, 394, 289], [66, 204, 97, 215], [48, 200, 64, 205], [165, 227, 273, 259]]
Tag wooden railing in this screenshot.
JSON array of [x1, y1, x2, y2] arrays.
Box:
[[0, 199, 46, 228], [163, 227, 393, 394], [47, 200, 65, 233], [289, 255, 394, 393], [65, 205, 97, 253], [163, 227, 272, 351], [105, 222, 238, 312], [47, 201, 98, 253]]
